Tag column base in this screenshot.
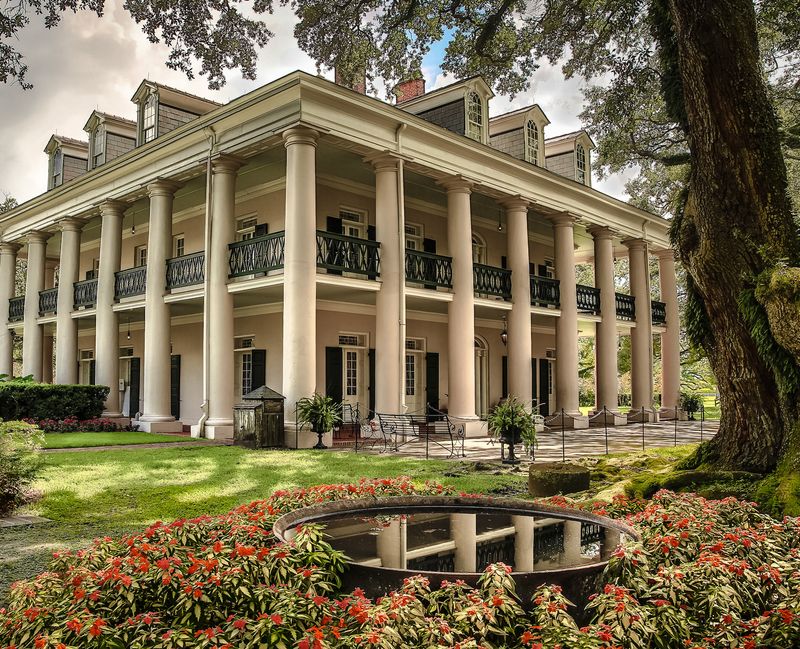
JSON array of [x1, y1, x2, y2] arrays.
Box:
[[546, 411, 589, 429], [138, 420, 184, 433], [102, 410, 124, 419], [658, 407, 687, 421], [102, 416, 131, 427], [627, 409, 659, 424], [204, 424, 234, 440], [589, 410, 628, 427]]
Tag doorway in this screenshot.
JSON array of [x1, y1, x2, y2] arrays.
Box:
[[474, 336, 489, 418]]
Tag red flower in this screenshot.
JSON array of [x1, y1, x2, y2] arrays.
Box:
[[270, 613, 282, 625]]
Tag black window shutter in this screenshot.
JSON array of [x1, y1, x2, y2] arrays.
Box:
[[531, 358, 538, 404], [325, 347, 343, 404], [170, 355, 181, 420], [425, 352, 439, 411], [538, 359, 550, 416], [89, 359, 96, 385], [366, 225, 377, 280], [367, 224, 376, 241], [325, 217, 343, 276], [254, 223, 269, 237], [529, 262, 536, 275], [501, 355, 508, 398], [501, 255, 508, 269], [251, 349, 266, 390], [368, 348, 376, 415], [327, 216, 343, 233], [129, 357, 140, 418], [537, 264, 548, 277], [423, 238, 437, 253]]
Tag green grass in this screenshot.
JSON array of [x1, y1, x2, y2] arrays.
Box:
[[43, 431, 204, 449]]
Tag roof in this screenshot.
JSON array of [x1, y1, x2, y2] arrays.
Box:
[[242, 386, 285, 401], [544, 129, 595, 147], [397, 75, 494, 114], [83, 110, 137, 133], [130, 79, 222, 108], [43, 134, 89, 155]]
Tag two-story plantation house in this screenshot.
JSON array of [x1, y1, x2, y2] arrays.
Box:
[[0, 72, 681, 443]]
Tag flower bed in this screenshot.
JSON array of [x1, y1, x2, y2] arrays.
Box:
[[23, 418, 134, 433], [1, 479, 798, 648]]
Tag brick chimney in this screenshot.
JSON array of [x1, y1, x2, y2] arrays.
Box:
[[334, 68, 367, 94], [394, 77, 426, 104]]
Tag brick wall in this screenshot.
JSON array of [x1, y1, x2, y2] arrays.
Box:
[[545, 151, 576, 181], [63, 155, 88, 183], [490, 129, 524, 160], [106, 133, 135, 162], [417, 99, 465, 136], [158, 104, 198, 137]]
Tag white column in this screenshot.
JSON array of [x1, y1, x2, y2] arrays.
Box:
[[376, 518, 406, 569], [282, 127, 319, 443], [625, 238, 654, 413], [512, 515, 535, 572], [372, 155, 403, 413], [95, 201, 125, 417], [657, 249, 681, 415], [441, 177, 476, 420], [0, 243, 21, 376], [451, 513, 477, 572], [550, 214, 587, 426], [22, 231, 50, 380], [206, 157, 243, 439], [55, 218, 84, 384], [139, 180, 182, 432], [588, 226, 621, 415], [504, 198, 532, 404], [562, 520, 582, 565]]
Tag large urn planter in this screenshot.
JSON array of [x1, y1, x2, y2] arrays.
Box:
[[296, 393, 341, 450], [487, 397, 537, 465]]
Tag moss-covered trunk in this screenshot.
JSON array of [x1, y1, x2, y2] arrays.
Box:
[[663, 0, 800, 474]]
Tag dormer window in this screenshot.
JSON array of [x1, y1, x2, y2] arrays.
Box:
[[525, 120, 539, 165], [92, 126, 105, 168], [466, 91, 483, 142], [51, 149, 63, 189], [142, 94, 157, 143], [576, 143, 587, 184]]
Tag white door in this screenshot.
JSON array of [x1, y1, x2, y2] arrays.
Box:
[[404, 351, 425, 414], [342, 347, 366, 417]]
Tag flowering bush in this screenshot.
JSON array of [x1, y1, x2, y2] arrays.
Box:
[[0, 480, 798, 649], [23, 418, 134, 433], [0, 419, 43, 516]]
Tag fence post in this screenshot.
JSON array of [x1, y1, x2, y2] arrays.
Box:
[[426, 426, 430, 460], [641, 406, 645, 452], [700, 404, 704, 442], [295, 401, 299, 450], [561, 408, 566, 462], [674, 405, 678, 447], [603, 405, 609, 456]]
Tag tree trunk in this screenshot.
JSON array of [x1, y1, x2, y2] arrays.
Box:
[[665, 0, 800, 472]]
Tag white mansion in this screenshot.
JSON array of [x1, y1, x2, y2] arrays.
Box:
[[0, 72, 680, 441]]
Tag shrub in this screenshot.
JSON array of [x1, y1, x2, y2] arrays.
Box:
[[23, 418, 134, 433], [0, 382, 109, 420], [0, 419, 43, 516]]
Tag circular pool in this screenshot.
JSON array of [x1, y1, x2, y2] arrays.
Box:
[[273, 496, 636, 609]]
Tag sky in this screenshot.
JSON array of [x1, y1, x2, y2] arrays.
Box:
[[0, 1, 632, 206]]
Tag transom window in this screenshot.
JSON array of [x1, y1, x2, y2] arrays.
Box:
[[466, 91, 483, 142], [237, 217, 258, 241], [51, 149, 63, 188], [340, 208, 366, 239], [405, 223, 423, 250], [143, 94, 157, 143], [576, 144, 587, 184], [525, 120, 539, 165], [92, 127, 105, 168], [338, 333, 366, 347]]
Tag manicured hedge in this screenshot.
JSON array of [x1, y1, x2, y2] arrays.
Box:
[[0, 382, 109, 420]]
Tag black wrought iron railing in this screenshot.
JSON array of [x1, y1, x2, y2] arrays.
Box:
[[115, 266, 146, 300], [651, 299, 667, 325], [473, 264, 512, 300], [530, 275, 560, 307], [576, 284, 601, 314], [615, 292, 636, 320], [8, 296, 24, 322], [39, 287, 58, 315], [405, 250, 452, 289], [73, 279, 97, 309], [228, 231, 285, 278], [166, 251, 205, 289], [316, 231, 380, 277]]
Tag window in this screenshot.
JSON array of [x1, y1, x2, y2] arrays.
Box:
[[237, 217, 258, 241], [92, 126, 105, 168], [134, 245, 147, 267], [51, 149, 63, 188], [466, 91, 483, 142], [472, 233, 487, 264], [142, 94, 157, 143], [576, 144, 587, 184], [241, 352, 253, 395], [119, 347, 134, 358], [340, 208, 366, 239], [525, 120, 539, 165], [173, 234, 185, 258], [235, 336, 255, 350], [338, 334, 366, 347], [405, 354, 416, 396], [345, 350, 358, 396], [405, 223, 423, 250]]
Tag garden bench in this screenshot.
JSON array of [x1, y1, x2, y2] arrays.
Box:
[[376, 410, 465, 459]]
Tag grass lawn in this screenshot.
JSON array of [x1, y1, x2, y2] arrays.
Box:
[[0, 443, 697, 601], [43, 431, 206, 449]]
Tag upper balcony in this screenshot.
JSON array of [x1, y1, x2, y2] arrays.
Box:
[[473, 264, 512, 300], [8, 296, 24, 322], [38, 288, 58, 316]]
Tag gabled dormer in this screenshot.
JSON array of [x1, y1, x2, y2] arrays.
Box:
[[488, 105, 551, 167], [83, 111, 137, 170], [44, 135, 88, 190], [544, 130, 595, 187], [131, 80, 220, 146], [396, 76, 494, 145]]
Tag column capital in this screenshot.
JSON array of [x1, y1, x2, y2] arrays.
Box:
[[654, 247, 677, 260], [365, 151, 401, 172], [548, 212, 578, 228], [0, 241, 23, 255], [437, 175, 473, 194], [25, 230, 51, 245], [282, 126, 319, 149], [57, 217, 87, 233], [622, 237, 648, 251], [146, 179, 182, 197], [100, 200, 127, 218], [586, 225, 615, 240], [211, 154, 246, 175], [499, 195, 530, 211]]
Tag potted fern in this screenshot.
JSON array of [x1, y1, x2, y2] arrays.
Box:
[[297, 393, 342, 449], [486, 396, 537, 464]]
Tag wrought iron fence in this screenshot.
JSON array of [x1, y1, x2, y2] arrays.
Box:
[[576, 284, 600, 314], [615, 292, 635, 320], [115, 266, 146, 299], [38, 287, 58, 315], [228, 231, 285, 277], [530, 275, 560, 307], [166, 251, 205, 289], [651, 300, 667, 325], [316, 231, 380, 277], [473, 263, 512, 300], [73, 278, 97, 309], [476, 535, 516, 567], [405, 249, 453, 288], [8, 296, 24, 322]]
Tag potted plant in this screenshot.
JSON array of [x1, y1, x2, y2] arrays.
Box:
[[297, 393, 342, 449], [680, 391, 702, 421], [486, 396, 537, 464]]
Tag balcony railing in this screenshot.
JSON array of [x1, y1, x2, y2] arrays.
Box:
[[73, 279, 97, 309], [530, 275, 560, 307], [229, 231, 285, 278], [405, 250, 452, 289], [39, 287, 58, 315], [474, 264, 512, 300], [576, 284, 601, 314], [651, 300, 667, 325], [615, 292, 636, 320], [115, 266, 146, 300], [316, 231, 380, 277], [8, 296, 24, 322], [167, 251, 205, 289]]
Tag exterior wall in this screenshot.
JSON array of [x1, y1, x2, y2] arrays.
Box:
[[171, 321, 203, 425], [158, 104, 198, 137], [545, 151, 576, 181], [489, 129, 525, 160], [63, 155, 88, 184], [106, 133, 136, 163], [417, 99, 466, 136]]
